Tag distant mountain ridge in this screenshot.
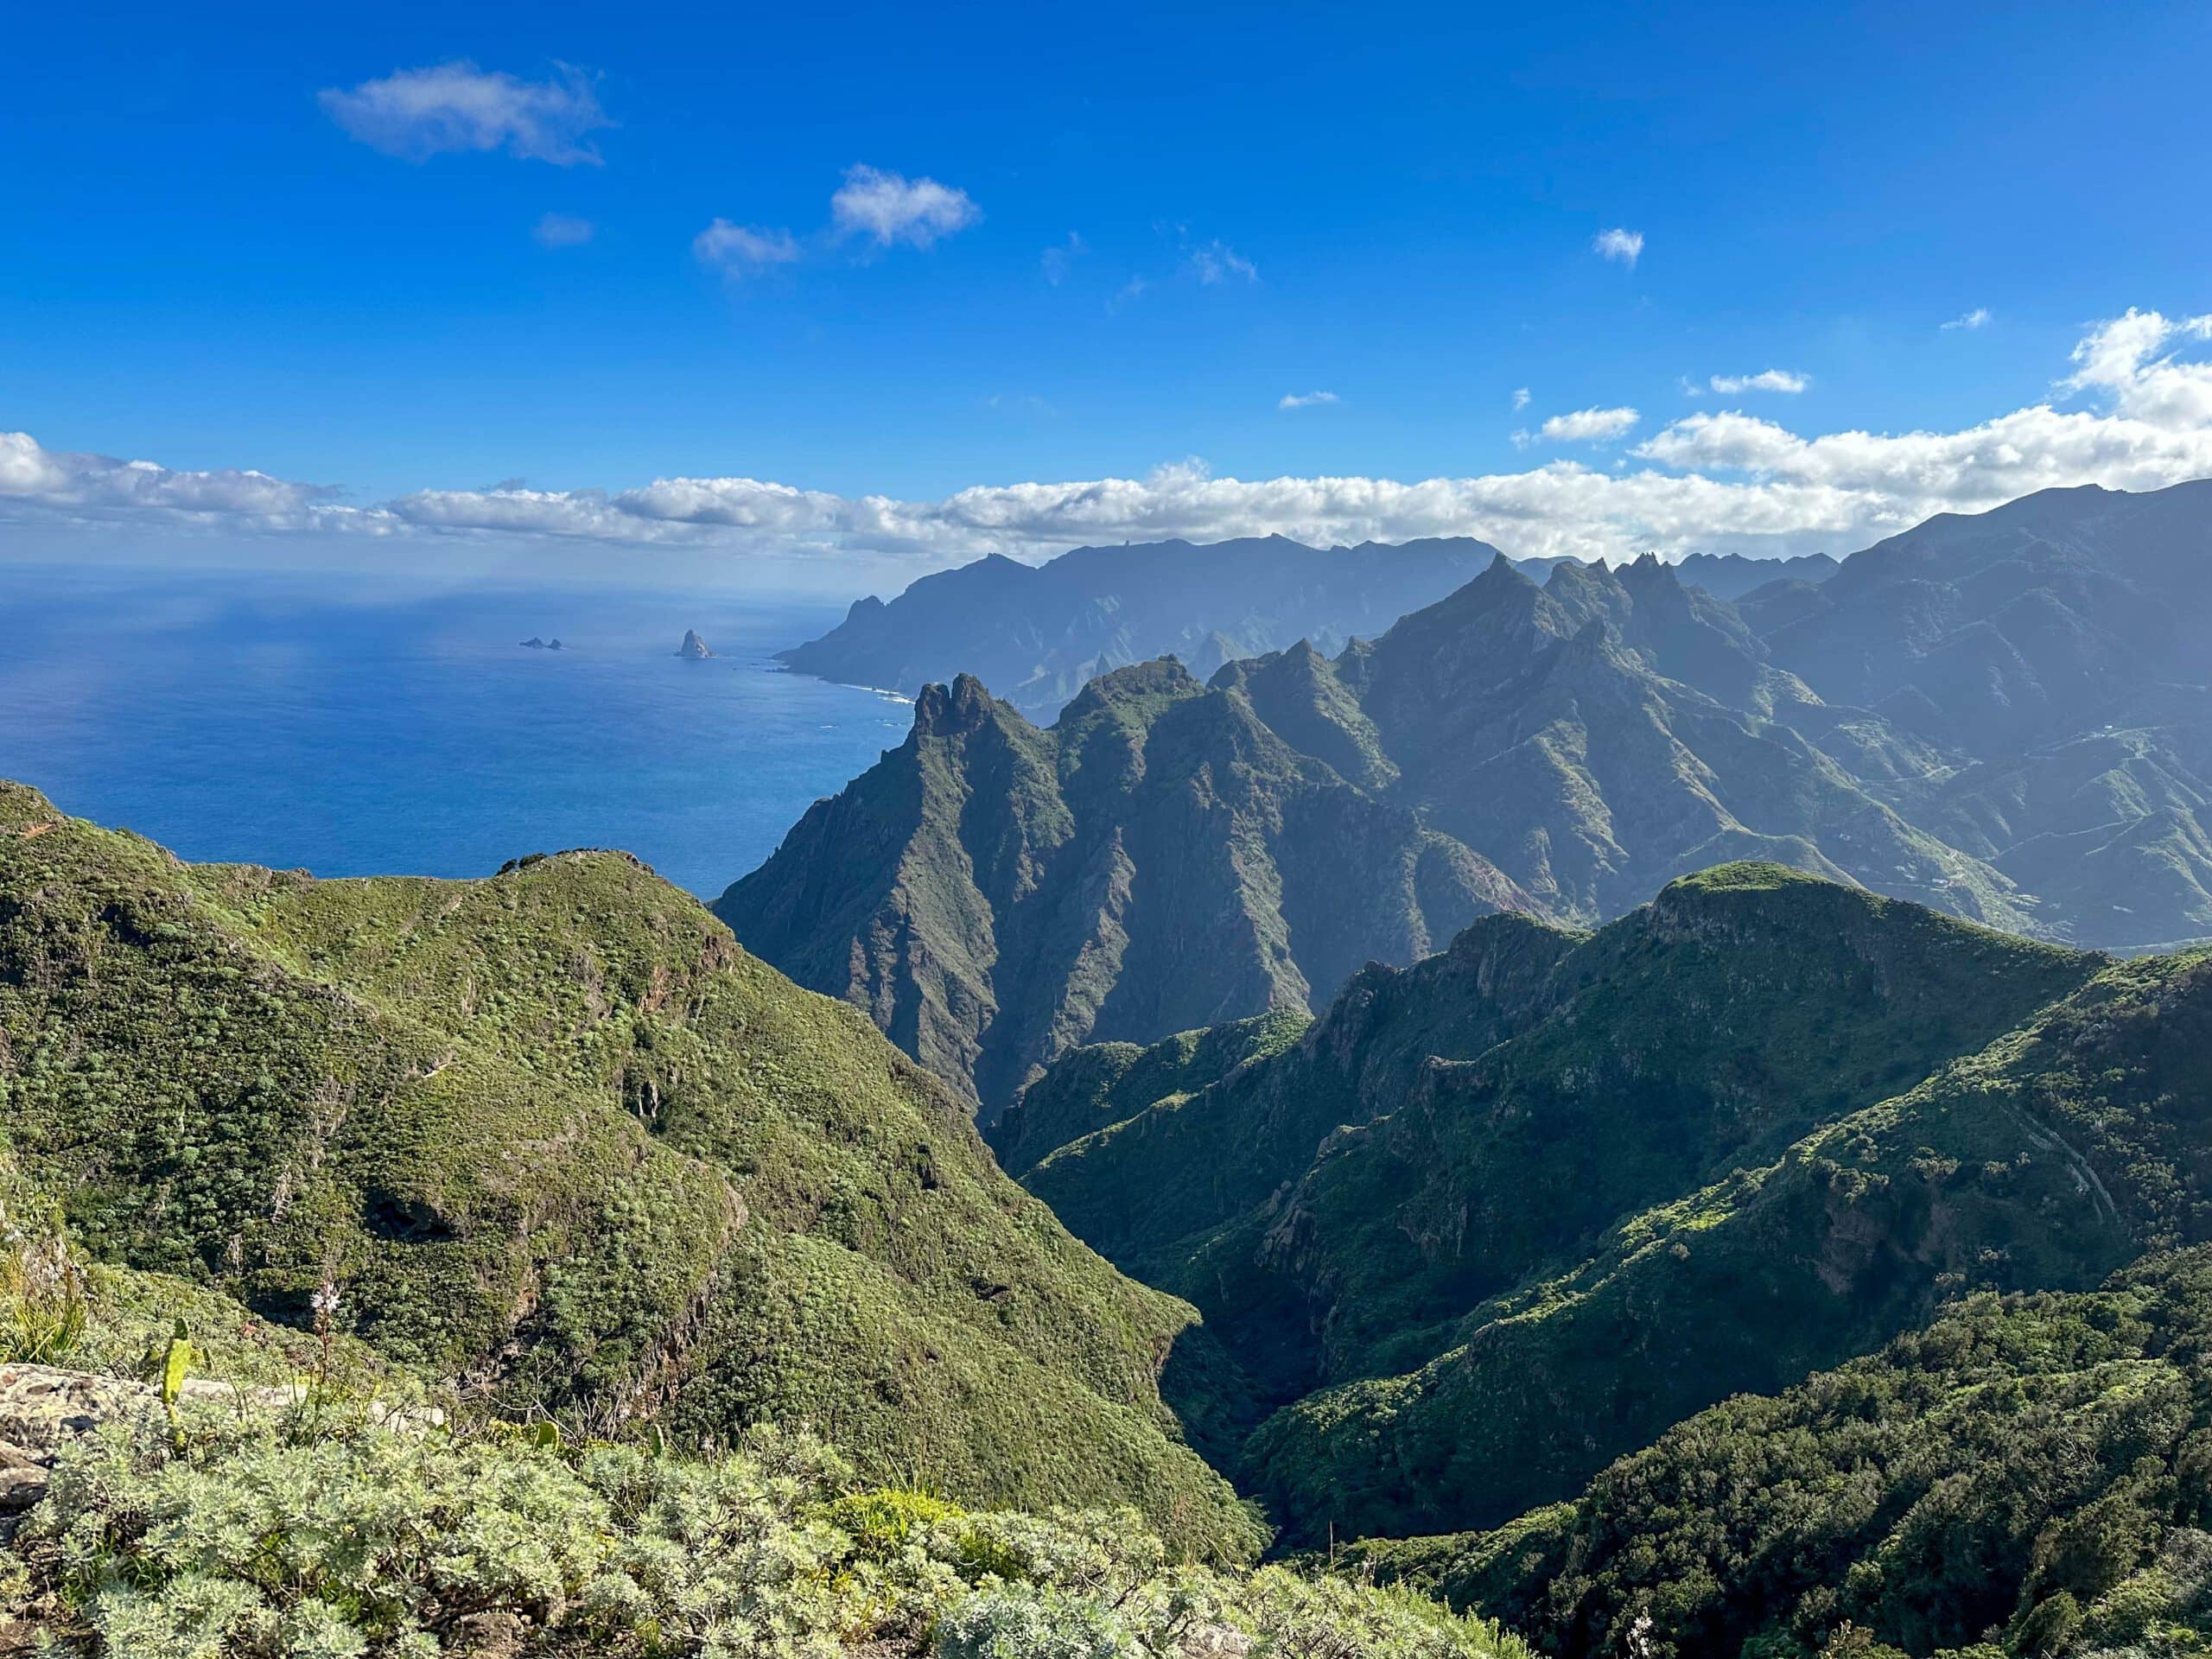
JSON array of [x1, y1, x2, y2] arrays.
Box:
[[778, 535, 1588, 718], [722, 481, 2212, 1117]]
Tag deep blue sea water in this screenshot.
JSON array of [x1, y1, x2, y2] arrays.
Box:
[[0, 565, 907, 899]]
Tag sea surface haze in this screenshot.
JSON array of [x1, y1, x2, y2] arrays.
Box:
[[0, 564, 905, 898]]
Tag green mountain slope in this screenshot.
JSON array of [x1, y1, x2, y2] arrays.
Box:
[[1014, 867, 2115, 1542], [1247, 923, 2208, 1543], [0, 779, 1256, 1555], [1359, 1249, 2212, 1659], [988, 1007, 1310, 1180], [716, 661, 1535, 1118]]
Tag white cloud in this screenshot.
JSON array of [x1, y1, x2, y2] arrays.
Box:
[[830, 165, 980, 249], [0, 432, 363, 531], [1280, 391, 1340, 410], [1109, 276, 1149, 313], [321, 61, 611, 165], [1539, 406, 1641, 443], [2067, 306, 2212, 428], [531, 213, 594, 249], [11, 308, 2212, 571], [694, 219, 802, 275], [1512, 387, 1531, 410], [1708, 369, 1808, 395], [1190, 240, 1258, 284], [1592, 227, 1644, 267], [1942, 308, 1993, 331], [1041, 232, 1084, 286]]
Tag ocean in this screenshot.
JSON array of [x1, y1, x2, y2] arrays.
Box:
[[0, 564, 908, 900]]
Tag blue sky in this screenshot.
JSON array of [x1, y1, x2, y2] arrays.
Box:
[[5, 0, 2212, 584]]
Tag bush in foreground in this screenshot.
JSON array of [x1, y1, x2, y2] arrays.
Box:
[[10, 1399, 1528, 1658]]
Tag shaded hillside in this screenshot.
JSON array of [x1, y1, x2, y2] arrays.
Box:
[[717, 661, 1535, 1117], [1360, 1249, 2212, 1659], [989, 1007, 1309, 1179], [0, 779, 1255, 1554], [1017, 866, 2141, 1544], [779, 535, 1522, 718], [1674, 548, 1840, 600]]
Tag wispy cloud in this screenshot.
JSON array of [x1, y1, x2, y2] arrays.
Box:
[[321, 61, 612, 165], [1512, 387, 1532, 410], [15, 310, 2212, 571], [1190, 240, 1258, 284], [1592, 227, 1644, 267], [1708, 369, 1808, 394], [1942, 308, 1993, 331], [830, 165, 980, 249], [693, 220, 802, 276], [1279, 391, 1339, 410], [1109, 276, 1149, 314], [1041, 232, 1085, 286], [531, 213, 594, 249], [1540, 405, 1641, 442]]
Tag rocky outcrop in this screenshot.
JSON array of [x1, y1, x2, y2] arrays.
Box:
[[676, 630, 714, 659]]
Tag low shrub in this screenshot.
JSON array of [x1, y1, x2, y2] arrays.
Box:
[[12, 1401, 1529, 1658]]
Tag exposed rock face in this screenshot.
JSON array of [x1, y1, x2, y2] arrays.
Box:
[[677, 629, 715, 658]]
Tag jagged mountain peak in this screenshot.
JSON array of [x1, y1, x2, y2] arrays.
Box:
[[911, 671, 1015, 738]]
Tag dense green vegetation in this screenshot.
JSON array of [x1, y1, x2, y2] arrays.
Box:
[[988, 1009, 1309, 1179], [1240, 912, 2212, 1546], [22, 465, 2212, 1656], [1013, 864, 2133, 1544], [0, 779, 1253, 1554], [1356, 1249, 2212, 1659]]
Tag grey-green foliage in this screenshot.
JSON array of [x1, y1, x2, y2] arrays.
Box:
[[17, 1399, 1529, 1659]]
